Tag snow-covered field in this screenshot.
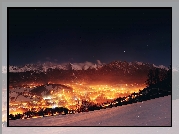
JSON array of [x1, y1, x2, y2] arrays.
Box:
[[9, 95, 171, 126]]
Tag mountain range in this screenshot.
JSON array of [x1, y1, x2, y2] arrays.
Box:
[[8, 61, 169, 86], [8, 60, 168, 73]]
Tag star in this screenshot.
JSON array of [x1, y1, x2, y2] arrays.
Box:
[[124, 51, 125, 53]]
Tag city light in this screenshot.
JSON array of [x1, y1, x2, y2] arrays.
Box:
[[9, 83, 145, 114]]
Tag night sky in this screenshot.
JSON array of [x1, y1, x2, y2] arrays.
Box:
[[8, 8, 171, 66]]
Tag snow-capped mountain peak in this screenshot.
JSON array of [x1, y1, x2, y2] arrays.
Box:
[[8, 61, 168, 73], [153, 64, 169, 70], [9, 60, 105, 72]]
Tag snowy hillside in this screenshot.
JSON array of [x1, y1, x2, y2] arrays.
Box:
[[9, 95, 171, 126]]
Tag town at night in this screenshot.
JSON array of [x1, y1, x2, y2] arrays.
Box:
[[7, 7, 171, 126]]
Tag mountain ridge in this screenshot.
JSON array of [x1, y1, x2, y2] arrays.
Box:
[[8, 60, 169, 73]]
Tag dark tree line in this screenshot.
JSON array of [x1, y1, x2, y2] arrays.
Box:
[[9, 107, 72, 120], [145, 65, 171, 93]]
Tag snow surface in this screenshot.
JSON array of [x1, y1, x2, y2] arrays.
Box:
[[3, 96, 179, 134], [9, 95, 171, 126]]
